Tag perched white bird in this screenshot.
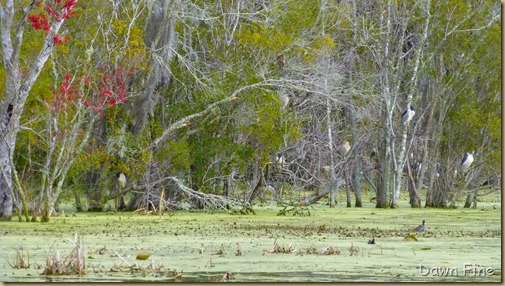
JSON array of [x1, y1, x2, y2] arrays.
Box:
[[275, 152, 285, 168], [115, 172, 127, 211], [279, 92, 289, 109], [460, 151, 474, 172], [265, 184, 277, 204], [370, 148, 377, 158], [321, 165, 331, 180], [401, 105, 415, 125], [339, 141, 351, 157], [117, 172, 126, 190], [266, 184, 276, 196]]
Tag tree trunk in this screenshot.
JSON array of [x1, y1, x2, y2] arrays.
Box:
[[426, 165, 450, 208], [472, 189, 478, 208], [304, 178, 345, 206], [0, 0, 72, 219], [392, 0, 431, 208], [326, 97, 337, 208], [11, 175, 29, 221], [247, 162, 265, 206], [464, 190, 478, 209], [344, 170, 351, 207], [463, 193, 472, 208], [391, 122, 409, 208], [86, 170, 105, 212], [347, 0, 362, 208], [407, 175, 420, 208], [375, 0, 393, 209], [74, 190, 83, 212], [376, 104, 392, 208], [0, 133, 13, 220], [348, 109, 362, 207], [345, 188, 351, 207]]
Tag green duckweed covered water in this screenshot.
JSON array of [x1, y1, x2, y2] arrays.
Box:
[[0, 199, 501, 282]]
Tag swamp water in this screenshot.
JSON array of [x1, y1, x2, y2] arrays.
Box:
[[0, 202, 501, 282]]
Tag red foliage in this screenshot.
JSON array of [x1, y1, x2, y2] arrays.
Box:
[[89, 67, 132, 113], [28, 0, 77, 35], [50, 67, 133, 116], [53, 34, 69, 45], [63, 0, 77, 10], [28, 13, 51, 31], [44, 3, 58, 20], [50, 73, 79, 112]]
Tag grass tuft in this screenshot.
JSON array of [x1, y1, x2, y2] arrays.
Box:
[[42, 234, 85, 275], [7, 246, 30, 269]]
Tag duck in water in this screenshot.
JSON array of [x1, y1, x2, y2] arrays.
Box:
[[414, 220, 425, 232]]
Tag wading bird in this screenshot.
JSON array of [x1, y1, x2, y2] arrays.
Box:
[[401, 105, 415, 125], [482, 175, 501, 187], [411, 161, 422, 172], [117, 172, 126, 189], [275, 152, 285, 169], [414, 220, 425, 232], [411, 161, 422, 180], [116, 172, 126, 210], [339, 141, 351, 157], [459, 151, 474, 172]]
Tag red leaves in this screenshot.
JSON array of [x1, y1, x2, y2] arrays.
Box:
[[91, 67, 131, 113], [28, 13, 51, 31], [63, 0, 77, 10], [53, 35, 63, 45], [44, 3, 58, 20], [53, 34, 69, 45], [50, 67, 132, 116], [50, 73, 79, 112], [43, 0, 76, 22], [28, 0, 77, 40]]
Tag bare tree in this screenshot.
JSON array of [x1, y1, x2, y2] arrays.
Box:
[[390, 0, 431, 208]]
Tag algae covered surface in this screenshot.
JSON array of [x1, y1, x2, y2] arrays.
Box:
[[0, 200, 501, 282]]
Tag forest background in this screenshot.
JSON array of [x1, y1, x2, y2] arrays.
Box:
[[0, 0, 500, 222]]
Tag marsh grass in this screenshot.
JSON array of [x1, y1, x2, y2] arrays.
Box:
[[7, 246, 30, 269], [264, 239, 295, 254], [319, 245, 341, 255], [42, 234, 85, 276], [0, 194, 501, 282]]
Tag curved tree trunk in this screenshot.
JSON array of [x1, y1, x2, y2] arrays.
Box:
[[247, 162, 266, 206]]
